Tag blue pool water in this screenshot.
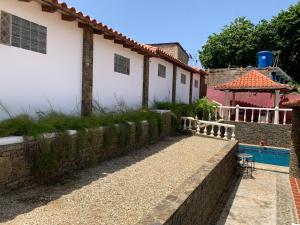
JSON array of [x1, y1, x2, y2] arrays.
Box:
[[238, 145, 290, 167]]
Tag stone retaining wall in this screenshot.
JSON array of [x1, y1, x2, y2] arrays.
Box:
[[0, 112, 173, 194], [207, 68, 273, 87], [137, 140, 238, 225], [225, 121, 292, 148]]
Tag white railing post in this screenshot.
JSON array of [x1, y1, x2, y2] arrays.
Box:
[[196, 121, 200, 135], [217, 126, 221, 138], [274, 106, 279, 125], [283, 111, 287, 125], [214, 107, 218, 121], [258, 109, 261, 123], [243, 109, 247, 122], [224, 127, 228, 140], [251, 109, 254, 123], [231, 127, 236, 140], [203, 126, 207, 135], [235, 105, 239, 122], [210, 125, 215, 137], [183, 118, 187, 130], [219, 107, 223, 120], [188, 118, 192, 130], [266, 110, 269, 123]]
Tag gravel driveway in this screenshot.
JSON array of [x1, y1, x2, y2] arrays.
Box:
[[0, 136, 228, 225]]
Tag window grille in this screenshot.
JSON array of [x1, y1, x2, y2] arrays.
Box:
[[181, 73, 186, 84], [194, 79, 199, 88], [158, 64, 166, 78], [114, 54, 130, 75], [0, 11, 47, 54]]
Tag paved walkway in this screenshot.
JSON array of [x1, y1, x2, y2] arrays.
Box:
[[217, 164, 297, 225], [0, 136, 228, 225], [290, 177, 300, 222]]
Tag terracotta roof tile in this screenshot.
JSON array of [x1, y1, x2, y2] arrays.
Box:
[[38, 0, 207, 76], [215, 70, 290, 91]]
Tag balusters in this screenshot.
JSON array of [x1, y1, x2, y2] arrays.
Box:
[[188, 119, 192, 130], [231, 127, 236, 140], [182, 118, 187, 130], [196, 121, 200, 135], [235, 105, 240, 122], [217, 126, 221, 138], [274, 106, 279, 125], [283, 110, 287, 125], [251, 109, 254, 123], [210, 125, 215, 137], [243, 109, 247, 122], [203, 126, 208, 135], [266, 110, 269, 123], [224, 127, 228, 140], [214, 107, 218, 121], [258, 109, 261, 123], [220, 108, 223, 120]]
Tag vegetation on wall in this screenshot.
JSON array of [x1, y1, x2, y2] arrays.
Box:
[[194, 97, 218, 120], [199, 2, 300, 82], [153, 98, 218, 121], [0, 108, 167, 180]]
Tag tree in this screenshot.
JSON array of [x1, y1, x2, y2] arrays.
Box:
[[199, 17, 256, 68], [271, 3, 300, 82], [199, 2, 300, 82]]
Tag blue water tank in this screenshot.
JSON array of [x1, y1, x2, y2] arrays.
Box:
[[257, 51, 273, 68]]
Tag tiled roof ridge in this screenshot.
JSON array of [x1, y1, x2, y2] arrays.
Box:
[[37, 0, 207, 75], [215, 70, 290, 90]]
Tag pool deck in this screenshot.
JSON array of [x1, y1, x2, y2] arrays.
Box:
[[217, 163, 298, 225]]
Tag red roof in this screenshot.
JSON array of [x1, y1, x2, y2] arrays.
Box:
[[36, 0, 207, 76], [215, 70, 290, 91]]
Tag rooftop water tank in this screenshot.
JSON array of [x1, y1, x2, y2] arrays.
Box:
[[258, 51, 273, 68]]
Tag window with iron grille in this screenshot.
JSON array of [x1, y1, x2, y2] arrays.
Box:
[[181, 73, 186, 84], [114, 54, 130, 75], [0, 11, 47, 54], [158, 64, 166, 78], [194, 79, 199, 88]]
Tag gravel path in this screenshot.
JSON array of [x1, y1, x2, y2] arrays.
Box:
[[0, 136, 228, 225]]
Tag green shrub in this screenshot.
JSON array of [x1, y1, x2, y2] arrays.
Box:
[[194, 98, 218, 120]]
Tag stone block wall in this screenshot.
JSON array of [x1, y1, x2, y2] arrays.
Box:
[[0, 112, 173, 194], [207, 68, 273, 87], [225, 121, 292, 148], [137, 141, 238, 225]]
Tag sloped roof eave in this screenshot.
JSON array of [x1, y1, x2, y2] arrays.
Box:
[[37, 0, 206, 76]]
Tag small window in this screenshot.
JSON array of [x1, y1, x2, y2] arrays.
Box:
[[0, 11, 47, 54], [194, 79, 199, 88], [0, 11, 11, 45], [181, 73, 186, 84], [158, 64, 166, 78], [114, 54, 130, 75]]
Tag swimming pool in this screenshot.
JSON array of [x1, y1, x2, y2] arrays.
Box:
[[238, 144, 290, 167]]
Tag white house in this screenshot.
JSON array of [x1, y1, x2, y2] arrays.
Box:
[[0, 0, 207, 119]]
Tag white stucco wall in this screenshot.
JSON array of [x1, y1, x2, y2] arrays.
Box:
[[0, 0, 83, 120], [93, 35, 144, 109], [148, 57, 173, 105], [192, 74, 201, 102], [176, 67, 190, 104]]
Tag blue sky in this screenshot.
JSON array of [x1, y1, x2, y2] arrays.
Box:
[[64, 0, 298, 66]]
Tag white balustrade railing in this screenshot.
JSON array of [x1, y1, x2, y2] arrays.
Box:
[[181, 117, 236, 141], [218, 105, 292, 125]]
